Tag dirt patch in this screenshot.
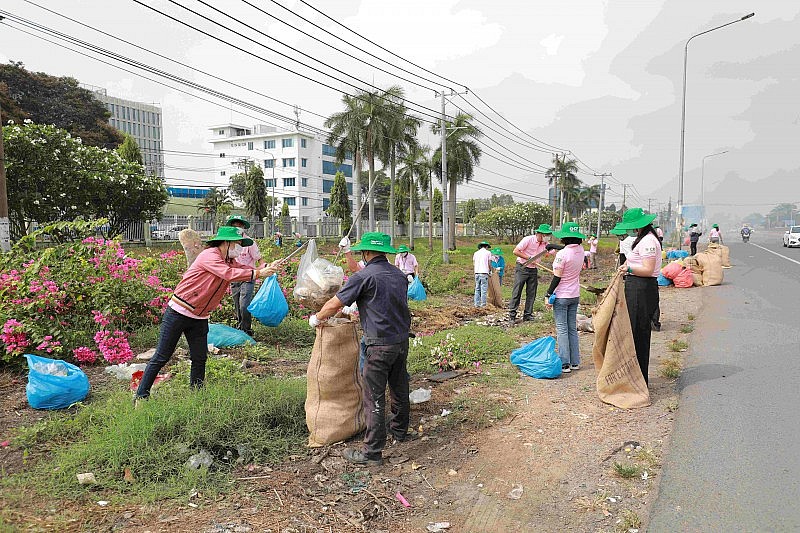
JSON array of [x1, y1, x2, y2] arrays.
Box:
[[411, 305, 494, 334]]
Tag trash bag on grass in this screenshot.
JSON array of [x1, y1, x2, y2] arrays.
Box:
[[207, 323, 256, 348], [306, 320, 365, 447], [25, 354, 90, 410], [407, 276, 427, 301], [248, 274, 289, 326], [293, 239, 344, 311], [509, 336, 562, 379]]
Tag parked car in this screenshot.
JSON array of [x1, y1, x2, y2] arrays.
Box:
[[783, 226, 800, 248], [152, 225, 188, 240]]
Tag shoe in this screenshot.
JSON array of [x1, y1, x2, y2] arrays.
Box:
[[342, 448, 383, 466], [392, 428, 419, 443], [562, 365, 571, 374], [651, 323, 661, 332], [570, 365, 580, 371]]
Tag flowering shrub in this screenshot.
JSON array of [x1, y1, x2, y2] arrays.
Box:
[[0, 223, 183, 364], [429, 332, 474, 371]]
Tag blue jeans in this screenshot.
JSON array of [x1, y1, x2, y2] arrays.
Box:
[[231, 280, 255, 335], [553, 297, 580, 367], [474, 274, 489, 307], [135, 306, 209, 398]]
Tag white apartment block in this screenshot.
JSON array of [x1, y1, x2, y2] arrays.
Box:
[[87, 86, 165, 178], [208, 123, 354, 232]]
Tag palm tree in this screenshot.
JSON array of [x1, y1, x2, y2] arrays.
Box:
[[383, 110, 421, 244], [545, 155, 580, 226], [325, 94, 364, 238], [398, 143, 428, 249], [431, 113, 482, 249], [416, 149, 436, 250], [198, 187, 233, 231]]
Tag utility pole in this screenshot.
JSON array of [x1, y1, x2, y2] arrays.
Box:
[[558, 152, 566, 227], [0, 103, 9, 252], [648, 198, 657, 213], [440, 91, 450, 264], [622, 184, 629, 211], [595, 173, 610, 237]]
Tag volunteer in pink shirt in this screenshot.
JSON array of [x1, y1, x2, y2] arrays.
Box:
[[588, 235, 599, 269], [227, 215, 266, 336], [617, 208, 662, 385], [135, 226, 280, 402], [394, 245, 419, 284], [709, 224, 723, 244], [473, 241, 492, 307], [508, 224, 560, 322], [544, 222, 587, 373]]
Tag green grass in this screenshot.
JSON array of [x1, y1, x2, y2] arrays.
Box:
[[667, 339, 689, 352], [660, 357, 682, 379], [687, 313, 696, 321], [613, 462, 641, 479], [7, 360, 307, 501], [679, 324, 695, 334], [407, 324, 519, 374], [617, 509, 642, 532], [253, 318, 316, 347]]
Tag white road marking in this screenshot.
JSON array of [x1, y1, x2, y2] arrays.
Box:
[[749, 243, 800, 266]]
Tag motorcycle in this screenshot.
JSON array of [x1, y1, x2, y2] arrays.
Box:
[[741, 232, 750, 243]]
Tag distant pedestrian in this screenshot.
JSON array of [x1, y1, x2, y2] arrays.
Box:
[[508, 224, 560, 323], [226, 215, 266, 337], [473, 241, 492, 308], [654, 224, 664, 245], [611, 226, 629, 266], [588, 234, 599, 269], [294, 232, 303, 247], [490, 248, 506, 285], [274, 232, 283, 247], [617, 208, 662, 385], [689, 224, 702, 255], [709, 224, 723, 244], [394, 245, 419, 284], [544, 222, 587, 373]]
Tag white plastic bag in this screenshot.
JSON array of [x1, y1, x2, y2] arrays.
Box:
[[293, 239, 344, 311]]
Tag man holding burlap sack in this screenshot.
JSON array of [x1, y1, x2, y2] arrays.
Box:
[[312, 232, 412, 466]]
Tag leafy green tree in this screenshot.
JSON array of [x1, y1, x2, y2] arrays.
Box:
[[462, 199, 478, 223], [0, 61, 123, 147], [769, 203, 797, 225], [474, 203, 551, 242], [325, 94, 363, 237], [327, 171, 352, 234], [432, 188, 443, 223], [229, 161, 271, 221], [579, 210, 621, 236], [490, 194, 515, 207], [281, 201, 290, 217], [545, 155, 580, 225], [198, 187, 234, 230], [3, 122, 166, 239], [380, 100, 420, 242], [398, 143, 428, 248], [117, 134, 143, 165], [431, 113, 483, 249]]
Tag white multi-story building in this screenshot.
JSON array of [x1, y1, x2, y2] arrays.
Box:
[[208, 124, 354, 232], [86, 86, 165, 178]]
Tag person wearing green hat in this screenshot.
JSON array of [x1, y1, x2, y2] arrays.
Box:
[[587, 234, 599, 269], [544, 222, 587, 373], [709, 224, 723, 245], [508, 223, 562, 322], [616, 208, 662, 385], [226, 215, 266, 337], [610, 225, 632, 267], [312, 233, 411, 466], [490, 248, 506, 285], [473, 242, 493, 307], [135, 226, 281, 403], [394, 245, 419, 284]]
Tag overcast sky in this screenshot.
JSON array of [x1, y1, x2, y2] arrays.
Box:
[[1, 0, 798, 217]]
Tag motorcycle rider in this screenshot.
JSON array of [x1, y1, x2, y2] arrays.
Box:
[[741, 225, 752, 243]]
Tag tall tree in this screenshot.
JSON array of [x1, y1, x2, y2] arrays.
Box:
[[432, 188, 443, 223], [327, 171, 352, 235], [462, 199, 478, 223], [230, 161, 271, 221], [198, 187, 234, 231], [545, 155, 580, 226], [431, 113, 482, 249], [117, 134, 143, 165], [381, 102, 421, 244], [0, 61, 123, 147], [325, 94, 363, 238], [398, 143, 429, 249]]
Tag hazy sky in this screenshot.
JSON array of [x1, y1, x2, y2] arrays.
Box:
[[1, 0, 798, 215]]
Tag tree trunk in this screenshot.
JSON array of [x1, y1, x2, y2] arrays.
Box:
[[354, 150, 362, 239], [409, 171, 415, 250], [389, 146, 395, 244], [368, 154, 376, 232], [551, 180, 558, 227], [448, 177, 457, 250], [428, 170, 433, 250]]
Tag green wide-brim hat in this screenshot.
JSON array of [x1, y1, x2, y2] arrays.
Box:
[[610, 226, 628, 235], [207, 225, 253, 247], [553, 222, 587, 240], [534, 223, 553, 234], [397, 245, 409, 253], [616, 208, 657, 230], [351, 232, 397, 254], [491, 247, 503, 255], [226, 214, 251, 229], [477, 241, 491, 249], [712, 224, 719, 228]]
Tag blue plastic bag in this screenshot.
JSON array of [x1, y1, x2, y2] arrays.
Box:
[[666, 250, 689, 260], [247, 275, 289, 327], [657, 273, 673, 286], [407, 276, 427, 301], [25, 354, 90, 410], [509, 336, 562, 379], [208, 323, 256, 348]]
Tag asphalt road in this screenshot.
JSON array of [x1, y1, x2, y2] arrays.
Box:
[[648, 232, 800, 532]]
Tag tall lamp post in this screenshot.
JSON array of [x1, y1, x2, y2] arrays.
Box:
[[677, 12, 754, 243], [700, 150, 729, 228]]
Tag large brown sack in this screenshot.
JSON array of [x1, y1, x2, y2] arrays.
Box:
[[693, 272, 703, 287], [591, 272, 651, 409], [695, 252, 723, 286], [487, 270, 503, 308], [306, 320, 365, 447], [684, 255, 702, 274], [178, 229, 205, 268], [720, 245, 731, 267]]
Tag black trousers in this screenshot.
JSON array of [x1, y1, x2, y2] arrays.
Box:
[[690, 241, 698, 256], [362, 341, 410, 459], [508, 265, 538, 320], [624, 276, 659, 385]]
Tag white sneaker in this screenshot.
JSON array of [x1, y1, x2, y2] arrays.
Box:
[[562, 365, 571, 374], [571, 364, 580, 371]]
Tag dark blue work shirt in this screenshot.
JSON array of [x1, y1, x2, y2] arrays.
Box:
[[336, 255, 411, 345]]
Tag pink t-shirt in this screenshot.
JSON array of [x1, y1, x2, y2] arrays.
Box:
[[627, 233, 662, 277], [514, 235, 550, 265], [394, 253, 418, 274], [589, 238, 598, 253], [473, 248, 491, 274], [552, 244, 585, 298], [709, 228, 720, 239], [169, 299, 209, 320], [236, 237, 262, 269]]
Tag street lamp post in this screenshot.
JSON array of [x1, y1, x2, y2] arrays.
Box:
[[700, 150, 729, 228], [677, 12, 754, 244]]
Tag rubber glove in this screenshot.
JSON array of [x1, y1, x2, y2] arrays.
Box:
[[341, 303, 358, 315], [548, 293, 557, 305], [338, 237, 351, 253], [309, 314, 321, 327]]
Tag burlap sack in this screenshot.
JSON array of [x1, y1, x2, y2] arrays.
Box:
[[487, 270, 503, 308], [178, 229, 204, 267], [696, 252, 723, 286], [692, 272, 703, 287], [591, 272, 650, 409], [306, 320, 365, 447], [720, 245, 731, 267], [684, 256, 702, 274]]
